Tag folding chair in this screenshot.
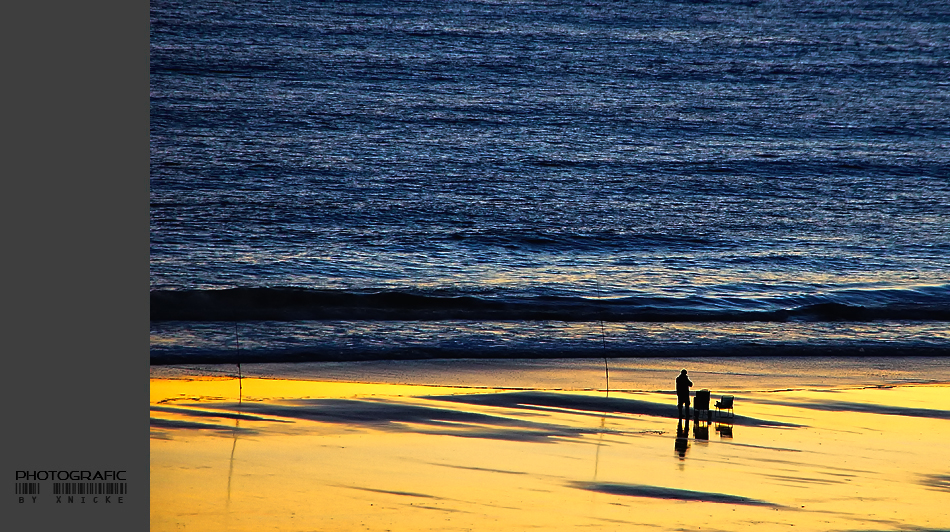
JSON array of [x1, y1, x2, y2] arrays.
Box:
[[715, 395, 734, 418]]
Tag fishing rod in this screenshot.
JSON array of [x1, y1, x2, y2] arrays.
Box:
[[601, 319, 609, 397], [594, 271, 610, 397], [234, 324, 242, 405]]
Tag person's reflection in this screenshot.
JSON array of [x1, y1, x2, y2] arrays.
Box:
[[675, 419, 690, 459]]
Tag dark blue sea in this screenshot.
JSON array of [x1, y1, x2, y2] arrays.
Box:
[[150, 0, 949, 363]]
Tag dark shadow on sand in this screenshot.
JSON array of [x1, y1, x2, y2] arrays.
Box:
[[151, 405, 292, 423], [920, 473, 950, 493], [159, 390, 799, 442], [149, 417, 257, 433], [833, 529, 950, 532], [755, 398, 950, 420], [346, 486, 441, 499], [764, 474, 844, 486], [211, 398, 600, 443], [428, 391, 800, 428], [427, 463, 530, 476], [569, 481, 782, 507]]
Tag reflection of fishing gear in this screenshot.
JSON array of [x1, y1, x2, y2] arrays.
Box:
[[227, 418, 239, 507]]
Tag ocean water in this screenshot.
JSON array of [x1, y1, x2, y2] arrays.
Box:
[[150, 0, 949, 361]]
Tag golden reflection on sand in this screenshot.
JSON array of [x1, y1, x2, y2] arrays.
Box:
[[151, 375, 950, 531]]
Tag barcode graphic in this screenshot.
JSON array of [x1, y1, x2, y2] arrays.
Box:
[[52, 482, 127, 495], [16, 482, 40, 495]]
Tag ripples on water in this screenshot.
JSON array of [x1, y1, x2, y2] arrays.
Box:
[[150, 0, 949, 356]]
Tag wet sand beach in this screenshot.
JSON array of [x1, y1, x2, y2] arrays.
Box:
[[151, 357, 950, 531]]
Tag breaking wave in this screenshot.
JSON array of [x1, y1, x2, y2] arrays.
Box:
[[150, 284, 950, 322]]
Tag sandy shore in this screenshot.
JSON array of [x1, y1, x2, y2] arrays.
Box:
[[151, 357, 950, 531]]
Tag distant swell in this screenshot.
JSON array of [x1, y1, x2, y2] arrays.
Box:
[[150, 286, 950, 322]]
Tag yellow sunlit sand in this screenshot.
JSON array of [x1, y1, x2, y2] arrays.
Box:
[[151, 362, 950, 531]]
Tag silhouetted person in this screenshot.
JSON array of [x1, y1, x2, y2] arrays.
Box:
[[676, 369, 692, 419]]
